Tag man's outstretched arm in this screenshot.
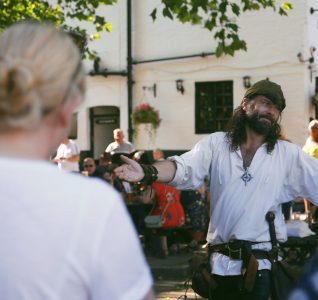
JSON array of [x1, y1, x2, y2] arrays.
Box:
[[114, 155, 177, 183]]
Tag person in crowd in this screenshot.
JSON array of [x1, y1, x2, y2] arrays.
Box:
[[0, 21, 154, 300], [148, 182, 185, 258], [98, 152, 112, 169], [153, 148, 165, 161], [96, 152, 113, 182], [303, 119, 318, 158], [82, 157, 104, 179], [53, 137, 80, 172], [115, 79, 318, 300], [180, 180, 210, 244], [302, 119, 318, 222], [138, 151, 185, 258], [105, 128, 135, 154]]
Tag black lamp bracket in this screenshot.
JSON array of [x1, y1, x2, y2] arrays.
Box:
[[142, 84, 157, 98], [310, 7, 318, 14]]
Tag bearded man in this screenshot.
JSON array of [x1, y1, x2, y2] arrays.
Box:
[[115, 80, 318, 300]]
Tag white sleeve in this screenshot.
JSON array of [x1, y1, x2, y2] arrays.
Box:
[[285, 147, 318, 205], [90, 194, 153, 300], [167, 135, 213, 190], [281, 145, 318, 204]]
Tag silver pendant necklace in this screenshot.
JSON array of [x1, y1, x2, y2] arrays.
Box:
[[241, 150, 253, 186], [241, 166, 252, 186]]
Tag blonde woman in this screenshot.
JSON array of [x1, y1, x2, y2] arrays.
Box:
[[302, 120, 318, 221], [0, 21, 154, 300]]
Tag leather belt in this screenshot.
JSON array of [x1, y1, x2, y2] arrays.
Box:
[[209, 240, 269, 260], [209, 239, 271, 292]]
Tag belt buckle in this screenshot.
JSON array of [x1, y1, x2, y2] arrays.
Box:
[[227, 240, 242, 260]]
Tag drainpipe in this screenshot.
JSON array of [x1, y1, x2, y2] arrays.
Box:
[[133, 52, 215, 64], [127, 0, 133, 142], [88, 70, 128, 76]]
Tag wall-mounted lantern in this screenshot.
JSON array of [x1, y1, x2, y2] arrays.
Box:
[[243, 76, 251, 89], [176, 79, 185, 94]]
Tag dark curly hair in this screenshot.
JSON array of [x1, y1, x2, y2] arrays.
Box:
[[225, 105, 281, 153]]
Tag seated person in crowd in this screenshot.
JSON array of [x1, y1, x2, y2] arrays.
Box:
[[180, 180, 210, 243], [82, 157, 105, 179], [105, 128, 135, 154], [143, 179, 185, 258], [153, 148, 165, 162], [98, 152, 112, 170]]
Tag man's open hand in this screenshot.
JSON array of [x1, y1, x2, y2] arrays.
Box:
[[114, 155, 144, 182]]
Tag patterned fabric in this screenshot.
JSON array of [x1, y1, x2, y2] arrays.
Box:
[[180, 189, 209, 230]]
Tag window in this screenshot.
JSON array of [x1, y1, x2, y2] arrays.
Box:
[[195, 81, 233, 134]]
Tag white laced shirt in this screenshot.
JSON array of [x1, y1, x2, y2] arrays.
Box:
[[168, 132, 318, 275]]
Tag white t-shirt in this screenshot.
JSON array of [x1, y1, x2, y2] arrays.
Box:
[[105, 141, 135, 154], [56, 140, 80, 172], [168, 132, 318, 275], [0, 157, 153, 300]]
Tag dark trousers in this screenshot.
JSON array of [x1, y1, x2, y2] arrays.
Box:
[[209, 270, 271, 300]]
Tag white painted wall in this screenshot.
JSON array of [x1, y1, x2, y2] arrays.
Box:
[[76, 0, 317, 153]]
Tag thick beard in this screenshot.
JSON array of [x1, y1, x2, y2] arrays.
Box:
[[246, 112, 276, 135]]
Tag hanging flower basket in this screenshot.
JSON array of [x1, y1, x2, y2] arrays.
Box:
[[132, 102, 161, 138]]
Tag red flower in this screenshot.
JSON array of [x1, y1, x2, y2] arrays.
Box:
[[132, 102, 161, 133]]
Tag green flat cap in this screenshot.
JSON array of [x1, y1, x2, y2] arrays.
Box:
[[244, 80, 286, 112]]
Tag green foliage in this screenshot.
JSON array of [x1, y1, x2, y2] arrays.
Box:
[[0, 0, 293, 60], [151, 0, 293, 57], [0, 0, 117, 60]]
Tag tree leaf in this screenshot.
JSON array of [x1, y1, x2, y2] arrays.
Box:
[[282, 2, 293, 11], [163, 7, 174, 19], [150, 8, 157, 21]]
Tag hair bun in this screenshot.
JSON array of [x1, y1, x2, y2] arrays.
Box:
[[0, 21, 85, 131], [0, 57, 42, 128]]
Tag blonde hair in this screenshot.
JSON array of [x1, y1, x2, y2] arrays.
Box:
[[0, 21, 86, 130], [308, 119, 318, 131]]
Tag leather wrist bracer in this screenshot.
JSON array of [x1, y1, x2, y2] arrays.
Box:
[[140, 164, 158, 185]]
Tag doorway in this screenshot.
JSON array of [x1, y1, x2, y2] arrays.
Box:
[[90, 106, 120, 159]]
